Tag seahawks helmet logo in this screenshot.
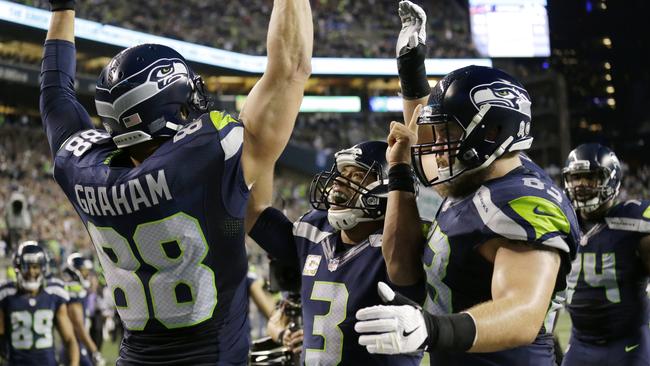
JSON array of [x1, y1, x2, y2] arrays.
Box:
[[470, 80, 531, 118], [149, 61, 189, 89]]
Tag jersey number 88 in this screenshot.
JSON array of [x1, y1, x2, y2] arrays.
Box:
[[87, 212, 216, 330]]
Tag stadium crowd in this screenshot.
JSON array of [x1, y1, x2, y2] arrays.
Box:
[[12, 0, 478, 58]]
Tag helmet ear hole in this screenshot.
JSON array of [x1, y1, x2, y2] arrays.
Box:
[[484, 125, 501, 143]]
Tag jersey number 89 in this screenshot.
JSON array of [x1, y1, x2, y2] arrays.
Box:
[[87, 212, 216, 330]]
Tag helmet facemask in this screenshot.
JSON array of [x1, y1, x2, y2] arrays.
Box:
[[412, 103, 514, 186], [412, 67, 534, 188], [15, 247, 49, 292], [67, 253, 94, 289], [563, 164, 619, 214], [310, 152, 387, 231]]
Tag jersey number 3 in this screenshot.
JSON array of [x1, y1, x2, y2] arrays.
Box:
[[87, 212, 216, 330]]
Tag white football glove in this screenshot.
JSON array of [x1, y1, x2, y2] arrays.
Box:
[[92, 351, 106, 366], [354, 282, 427, 354], [397, 0, 427, 57]]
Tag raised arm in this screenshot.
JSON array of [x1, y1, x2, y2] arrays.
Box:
[[397, 1, 431, 125], [239, 0, 313, 187], [383, 106, 426, 286], [40, 3, 93, 156]]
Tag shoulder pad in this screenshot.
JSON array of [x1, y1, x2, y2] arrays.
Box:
[[473, 184, 574, 253], [0, 281, 17, 302], [65, 281, 88, 298], [292, 210, 333, 244], [47, 277, 66, 287], [605, 200, 650, 233], [45, 282, 71, 302], [59, 129, 114, 158], [208, 110, 241, 131]]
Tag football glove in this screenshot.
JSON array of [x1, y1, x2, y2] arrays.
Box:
[[49, 0, 75, 12], [396, 0, 427, 57], [355, 282, 428, 354], [92, 351, 106, 366]]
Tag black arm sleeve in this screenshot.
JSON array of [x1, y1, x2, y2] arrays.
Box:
[[249, 207, 299, 266], [40, 40, 93, 156]]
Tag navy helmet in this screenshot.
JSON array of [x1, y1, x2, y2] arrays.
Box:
[[64, 253, 94, 289], [13, 241, 50, 292], [412, 65, 533, 186], [95, 44, 208, 148], [309, 141, 389, 230], [562, 143, 621, 213]]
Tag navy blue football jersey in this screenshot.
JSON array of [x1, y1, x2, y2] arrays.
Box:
[[423, 157, 580, 365], [251, 208, 423, 366], [52, 111, 250, 364], [566, 200, 650, 343], [0, 280, 69, 366]]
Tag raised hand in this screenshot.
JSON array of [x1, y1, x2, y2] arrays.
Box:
[[397, 0, 427, 57], [386, 104, 422, 166]]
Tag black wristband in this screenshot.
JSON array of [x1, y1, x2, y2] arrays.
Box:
[[397, 44, 431, 100], [422, 312, 476, 352], [49, 0, 75, 11], [388, 163, 415, 193]]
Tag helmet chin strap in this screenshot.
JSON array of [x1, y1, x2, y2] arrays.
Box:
[[18, 275, 43, 292], [327, 208, 383, 231]]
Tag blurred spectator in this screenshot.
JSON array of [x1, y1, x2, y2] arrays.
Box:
[[12, 0, 478, 58], [4, 190, 31, 250]]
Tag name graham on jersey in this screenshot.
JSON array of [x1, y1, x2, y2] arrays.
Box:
[[74, 170, 172, 216]]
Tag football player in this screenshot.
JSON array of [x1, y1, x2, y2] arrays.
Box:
[[354, 2, 580, 364], [0, 241, 79, 366], [39, 0, 312, 364], [61, 253, 105, 366], [561, 143, 650, 365], [246, 141, 424, 365]]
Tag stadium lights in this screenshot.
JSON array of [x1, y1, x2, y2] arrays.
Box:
[[605, 74, 612, 81], [604, 62, 612, 70], [602, 37, 612, 48], [0, 0, 492, 76], [607, 98, 616, 107], [606, 86, 615, 94]]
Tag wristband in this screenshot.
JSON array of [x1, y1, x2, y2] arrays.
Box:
[[422, 312, 476, 352], [388, 163, 415, 193], [50, 0, 75, 11], [397, 44, 431, 100]]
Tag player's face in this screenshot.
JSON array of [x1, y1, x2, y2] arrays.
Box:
[[567, 171, 600, 201], [431, 123, 464, 170], [24, 263, 42, 282], [80, 267, 90, 279], [328, 165, 376, 210]]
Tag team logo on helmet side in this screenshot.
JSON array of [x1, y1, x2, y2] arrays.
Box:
[[470, 80, 531, 118], [149, 61, 189, 89], [96, 58, 191, 126]]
